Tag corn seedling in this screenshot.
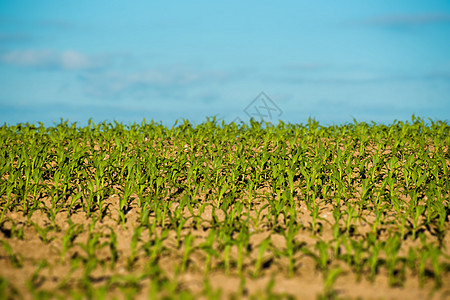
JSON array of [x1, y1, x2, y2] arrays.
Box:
[[1, 117, 449, 299]]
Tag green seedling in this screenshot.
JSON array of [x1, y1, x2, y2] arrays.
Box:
[[199, 229, 219, 277], [319, 267, 343, 300], [108, 227, 118, 269], [253, 237, 271, 278], [60, 221, 83, 262], [181, 233, 194, 273], [367, 233, 383, 283], [384, 233, 402, 286], [32, 222, 56, 244], [0, 240, 23, 268], [127, 226, 144, 270], [315, 240, 330, 273]]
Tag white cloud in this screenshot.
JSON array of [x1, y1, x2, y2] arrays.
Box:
[[60, 51, 93, 70], [79, 67, 240, 99], [80, 70, 200, 97], [0, 49, 104, 71]]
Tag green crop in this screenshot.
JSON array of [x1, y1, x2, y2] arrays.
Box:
[[0, 116, 449, 299]]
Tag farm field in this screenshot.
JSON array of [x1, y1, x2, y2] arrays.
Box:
[[1, 116, 449, 299]]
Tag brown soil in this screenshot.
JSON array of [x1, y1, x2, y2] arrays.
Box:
[[1, 188, 449, 300], [1, 134, 449, 299]]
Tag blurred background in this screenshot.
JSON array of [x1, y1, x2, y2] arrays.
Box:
[[1, 1, 449, 127]]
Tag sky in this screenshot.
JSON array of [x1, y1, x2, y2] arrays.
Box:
[[1, 1, 450, 127]]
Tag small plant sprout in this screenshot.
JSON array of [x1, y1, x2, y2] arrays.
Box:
[[253, 237, 271, 278], [0, 117, 449, 299]]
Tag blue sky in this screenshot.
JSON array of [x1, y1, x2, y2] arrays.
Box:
[[1, 1, 450, 126]]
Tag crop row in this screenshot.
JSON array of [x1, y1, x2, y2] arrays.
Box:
[[0, 116, 449, 299]]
